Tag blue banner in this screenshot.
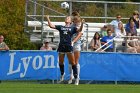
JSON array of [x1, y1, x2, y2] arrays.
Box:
[[80, 52, 140, 81], [0, 51, 59, 80], [0, 51, 140, 81]]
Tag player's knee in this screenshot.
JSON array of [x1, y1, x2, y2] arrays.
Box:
[[59, 61, 64, 65], [70, 61, 75, 65]]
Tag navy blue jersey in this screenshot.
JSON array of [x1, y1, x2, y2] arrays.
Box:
[[55, 25, 77, 45]]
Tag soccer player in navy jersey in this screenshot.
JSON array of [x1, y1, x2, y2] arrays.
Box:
[[46, 15, 84, 85]]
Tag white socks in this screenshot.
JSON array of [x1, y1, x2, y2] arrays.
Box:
[[69, 63, 80, 79], [77, 63, 80, 79], [69, 64, 73, 79]]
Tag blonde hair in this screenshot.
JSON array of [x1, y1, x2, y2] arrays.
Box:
[[71, 11, 80, 17], [72, 16, 81, 23], [133, 10, 139, 15], [118, 22, 125, 33]]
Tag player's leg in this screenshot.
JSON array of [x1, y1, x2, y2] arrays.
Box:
[[68, 63, 73, 84], [67, 52, 78, 85], [68, 51, 80, 84], [68, 44, 81, 85], [73, 45, 81, 85], [74, 50, 80, 79], [58, 53, 65, 82]]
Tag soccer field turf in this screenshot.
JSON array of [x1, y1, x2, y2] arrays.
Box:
[[0, 82, 140, 93]]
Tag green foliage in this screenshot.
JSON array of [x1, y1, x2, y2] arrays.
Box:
[[0, 0, 37, 50]]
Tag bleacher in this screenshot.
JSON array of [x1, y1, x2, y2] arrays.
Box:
[[27, 21, 107, 49], [28, 21, 140, 52]]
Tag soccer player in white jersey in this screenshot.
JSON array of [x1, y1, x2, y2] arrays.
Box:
[[68, 11, 85, 85]]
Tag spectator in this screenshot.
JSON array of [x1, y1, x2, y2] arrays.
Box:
[[125, 20, 137, 36], [89, 32, 102, 51], [129, 10, 140, 29], [100, 25, 108, 37], [40, 40, 52, 51], [0, 35, 9, 51], [123, 32, 137, 53], [113, 22, 126, 52], [101, 29, 114, 52], [110, 14, 122, 36], [126, 32, 140, 53], [115, 22, 126, 38]]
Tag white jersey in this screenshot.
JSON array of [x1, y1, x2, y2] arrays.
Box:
[[71, 23, 85, 45], [71, 23, 85, 51], [110, 20, 122, 33]]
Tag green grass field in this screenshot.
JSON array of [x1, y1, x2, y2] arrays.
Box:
[[0, 81, 140, 93]]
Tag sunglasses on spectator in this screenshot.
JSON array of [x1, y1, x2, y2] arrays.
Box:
[[117, 16, 121, 18], [107, 31, 112, 33], [45, 42, 49, 44]]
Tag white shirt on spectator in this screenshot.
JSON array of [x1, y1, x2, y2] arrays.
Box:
[[115, 29, 126, 38], [110, 20, 122, 33]]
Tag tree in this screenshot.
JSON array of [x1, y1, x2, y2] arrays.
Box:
[[0, 0, 37, 50]]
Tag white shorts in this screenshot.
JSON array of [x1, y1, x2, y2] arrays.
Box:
[[73, 43, 81, 51]]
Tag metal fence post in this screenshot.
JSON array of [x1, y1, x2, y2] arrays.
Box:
[[124, 37, 128, 52], [69, 1, 72, 16], [33, 0, 37, 18], [41, 5, 44, 43], [85, 23, 89, 51], [113, 39, 116, 52], [24, 0, 28, 32], [104, 3, 107, 23]]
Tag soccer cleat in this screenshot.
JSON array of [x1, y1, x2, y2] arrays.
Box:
[[74, 78, 79, 85], [68, 79, 73, 84], [57, 73, 65, 83]]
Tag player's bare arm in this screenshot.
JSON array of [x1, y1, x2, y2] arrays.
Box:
[[77, 19, 85, 32], [46, 15, 56, 29], [72, 32, 83, 43]]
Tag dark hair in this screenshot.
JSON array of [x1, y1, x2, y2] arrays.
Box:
[[116, 14, 121, 17], [93, 32, 100, 46], [128, 17, 134, 23], [107, 29, 112, 32], [103, 25, 107, 28]]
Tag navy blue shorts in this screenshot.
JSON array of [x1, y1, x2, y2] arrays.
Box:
[[57, 44, 73, 52]]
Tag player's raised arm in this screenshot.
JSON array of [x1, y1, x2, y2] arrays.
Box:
[[77, 19, 85, 32], [46, 15, 56, 29]]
